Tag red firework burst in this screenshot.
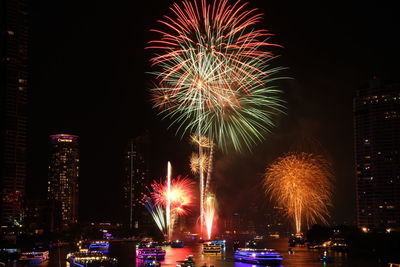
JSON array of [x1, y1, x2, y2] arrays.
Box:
[[151, 176, 195, 215]]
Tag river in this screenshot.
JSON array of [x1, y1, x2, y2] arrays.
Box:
[[3, 238, 384, 267]]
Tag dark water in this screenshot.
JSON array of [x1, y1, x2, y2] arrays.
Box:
[[3, 238, 384, 267]]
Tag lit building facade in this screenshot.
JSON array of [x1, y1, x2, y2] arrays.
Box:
[[0, 0, 29, 227], [354, 78, 400, 231], [48, 134, 79, 231], [123, 136, 149, 230]]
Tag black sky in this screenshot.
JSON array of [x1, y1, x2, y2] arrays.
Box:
[[28, 1, 400, 225]]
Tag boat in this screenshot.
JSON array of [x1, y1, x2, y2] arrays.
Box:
[[88, 240, 109, 253], [171, 240, 185, 248], [140, 256, 161, 267], [0, 247, 21, 261], [202, 242, 222, 255], [330, 237, 348, 251], [136, 242, 166, 260], [307, 242, 323, 249], [18, 250, 49, 264], [268, 232, 280, 239], [176, 255, 195, 267], [319, 250, 333, 263], [66, 251, 118, 266], [234, 248, 283, 265], [233, 240, 240, 251], [210, 240, 226, 248], [245, 240, 257, 248]]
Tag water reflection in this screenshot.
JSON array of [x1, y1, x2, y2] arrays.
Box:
[[2, 238, 381, 267]]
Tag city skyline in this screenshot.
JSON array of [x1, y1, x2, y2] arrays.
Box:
[[23, 0, 400, 227]]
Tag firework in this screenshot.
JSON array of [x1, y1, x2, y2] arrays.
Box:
[[264, 152, 333, 234], [204, 193, 217, 240], [191, 135, 212, 148], [151, 176, 195, 216], [150, 84, 177, 111], [148, 0, 285, 153], [141, 194, 167, 235], [190, 152, 209, 174], [149, 0, 286, 239], [166, 162, 172, 239]]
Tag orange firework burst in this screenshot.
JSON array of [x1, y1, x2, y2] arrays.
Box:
[[190, 152, 209, 174], [150, 84, 177, 110], [191, 135, 212, 148], [264, 152, 334, 234], [151, 176, 195, 216]]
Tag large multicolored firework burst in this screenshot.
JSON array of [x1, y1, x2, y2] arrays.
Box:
[[148, 0, 285, 153], [264, 152, 334, 234], [148, 0, 286, 239]]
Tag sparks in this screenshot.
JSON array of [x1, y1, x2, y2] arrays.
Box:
[[264, 152, 334, 234], [148, 0, 286, 153], [204, 193, 217, 240], [151, 176, 195, 216]]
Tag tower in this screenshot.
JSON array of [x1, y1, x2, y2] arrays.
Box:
[[48, 134, 79, 231], [0, 0, 29, 227], [354, 78, 400, 231], [123, 135, 149, 230]]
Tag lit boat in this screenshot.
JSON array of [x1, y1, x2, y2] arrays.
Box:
[[0, 247, 21, 261], [202, 242, 222, 255], [330, 237, 348, 251], [210, 240, 226, 248], [136, 243, 166, 260], [245, 240, 257, 248], [140, 256, 161, 267], [234, 248, 283, 265], [318, 250, 332, 263], [176, 255, 195, 267], [66, 251, 118, 266], [171, 240, 185, 248], [88, 241, 109, 253], [18, 250, 49, 264]]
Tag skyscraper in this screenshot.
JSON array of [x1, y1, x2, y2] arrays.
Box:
[[0, 0, 29, 227], [48, 134, 79, 231], [354, 78, 400, 231], [123, 135, 149, 230]]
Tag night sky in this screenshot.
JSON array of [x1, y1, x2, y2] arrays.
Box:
[[28, 1, 399, 225]]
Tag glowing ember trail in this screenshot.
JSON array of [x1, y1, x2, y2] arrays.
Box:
[[140, 194, 166, 236], [264, 152, 334, 234], [204, 193, 216, 240], [166, 161, 172, 239]]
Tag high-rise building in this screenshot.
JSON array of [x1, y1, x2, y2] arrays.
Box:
[[48, 134, 79, 231], [0, 0, 29, 227], [354, 78, 400, 231], [123, 135, 149, 230]]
